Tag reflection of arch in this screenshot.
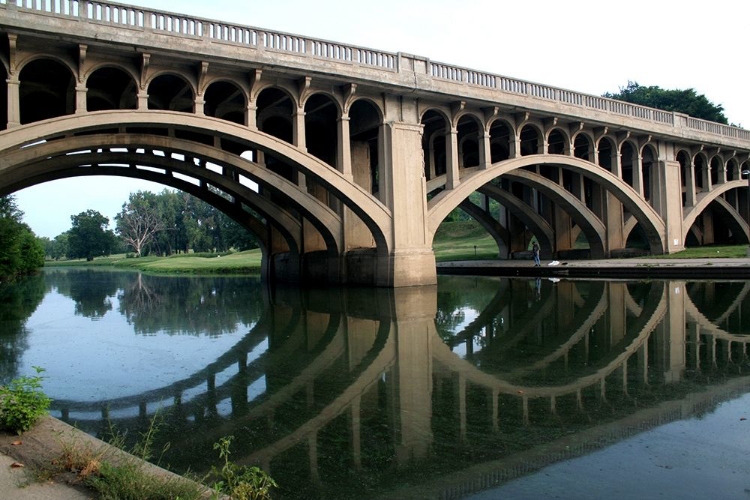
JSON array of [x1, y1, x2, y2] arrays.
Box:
[[432, 282, 666, 398], [684, 290, 750, 342], [428, 155, 666, 254]]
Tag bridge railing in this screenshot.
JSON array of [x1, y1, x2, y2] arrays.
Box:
[[1, 0, 746, 140]]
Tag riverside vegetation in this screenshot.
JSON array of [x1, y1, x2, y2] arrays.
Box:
[[46, 220, 750, 272], [0, 372, 276, 499]]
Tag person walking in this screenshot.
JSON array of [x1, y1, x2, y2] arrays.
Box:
[[532, 242, 541, 266]]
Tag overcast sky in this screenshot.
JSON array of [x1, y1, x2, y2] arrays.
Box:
[[12, 0, 750, 238]]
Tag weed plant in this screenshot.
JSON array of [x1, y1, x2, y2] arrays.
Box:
[[211, 436, 277, 500], [0, 366, 51, 434]]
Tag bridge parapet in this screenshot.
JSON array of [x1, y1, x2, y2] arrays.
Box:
[[2, 0, 749, 147]]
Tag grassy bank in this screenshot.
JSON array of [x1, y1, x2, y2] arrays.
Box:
[[46, 249, 263, 275], [43, 224, 750, 274]]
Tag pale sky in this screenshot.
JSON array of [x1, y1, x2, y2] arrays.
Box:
[[12, 0, 750, 238]]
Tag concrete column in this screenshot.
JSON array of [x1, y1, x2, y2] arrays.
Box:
[[427, 134, 437, 179], [246, 103, 257, 129], [337, 115, 353, 179], [293, 109, 307, 189], [685, 161, 697, 206], [6, 75, 20, 128], [137, 91, 149, 110], [75, 84, 87, 114], [480, 132, 491, 170], [194, 96, 205, 115], [658, 160, 684, 253], [446, 128, 460, 189], [702, 163, 712, 192], [381, 119, 436, 287], [632, 154, 644, 197]]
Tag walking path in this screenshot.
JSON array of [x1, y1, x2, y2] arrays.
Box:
[[438, 257, 750, 278]]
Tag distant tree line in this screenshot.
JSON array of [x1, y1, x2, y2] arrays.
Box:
[[40, 189, 259, 261], [0, 195, 44, 280], [604, 81, 731, 125]]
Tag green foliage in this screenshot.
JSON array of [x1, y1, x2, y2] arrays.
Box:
[[0, 195, 45, 279], [0, 366, 52, 434], [604, 81, 729, 124], [85, 461, 205, 500], [67, 209, 118, 261], [211, 436, 277, 500]]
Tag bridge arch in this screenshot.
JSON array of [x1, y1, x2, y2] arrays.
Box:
[[304, 91, 341, 170], [19, 57, 75, 124], [488, 118, 514, 162], [546, 127, 571, 155], [681, 180, 750, 245], [203, 79, 247, 124], [85, 65, 138, 112], [573, 132, 594, 162], [147, 73, 196, 112], [427, 154, 666, 254], [596, 135, 617, 172], [0, 111, 394, 281], [519, 123, 544, 156], [692, 151, 709, 192]]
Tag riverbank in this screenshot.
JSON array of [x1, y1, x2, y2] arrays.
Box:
[[0, 416, 212, 499], [45, 249, 263, 275]]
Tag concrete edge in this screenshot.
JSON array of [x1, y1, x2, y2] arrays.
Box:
[[0, 415, 219, 498]]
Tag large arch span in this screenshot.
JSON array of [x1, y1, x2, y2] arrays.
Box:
[[427, 155, 667, 255], [0, 111, 398, 285]]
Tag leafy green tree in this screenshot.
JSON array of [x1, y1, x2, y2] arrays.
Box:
[[0, 195, 44, 279], [66, 209, 117, 261], [51, 232, 69, 260], [604, 81, 729, 124]]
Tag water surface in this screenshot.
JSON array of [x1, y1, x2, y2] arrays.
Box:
[[1, 269, 749, 499]]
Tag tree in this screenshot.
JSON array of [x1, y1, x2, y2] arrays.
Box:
[[604, 81, 729, 124], [0, 195, 44, 279], [115, 191, 165, 257], [67, 209, 117, 261]]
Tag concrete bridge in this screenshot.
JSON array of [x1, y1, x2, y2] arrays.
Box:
[[2, 1, 750, 287]]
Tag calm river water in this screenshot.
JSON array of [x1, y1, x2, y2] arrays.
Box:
[[1, 268, 750, 499]]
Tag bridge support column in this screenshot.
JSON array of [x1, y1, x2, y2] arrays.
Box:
[[381, 119, 436, 287], [75, 84, 87, 113], [6, 75, 20, 128], [655, 160, 684, 252]]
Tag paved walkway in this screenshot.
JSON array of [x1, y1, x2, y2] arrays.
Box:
[[0, 452, 92, 499], [438, 257, 750, 278]]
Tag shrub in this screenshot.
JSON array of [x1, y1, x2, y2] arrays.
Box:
[[212, 436, 277, 500], [0, 367, 52, 434]]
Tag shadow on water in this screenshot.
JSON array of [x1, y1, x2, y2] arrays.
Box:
[[2, 269, 750, 499]]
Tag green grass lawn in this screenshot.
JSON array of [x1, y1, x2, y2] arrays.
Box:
[[46, 249, 263, 274]]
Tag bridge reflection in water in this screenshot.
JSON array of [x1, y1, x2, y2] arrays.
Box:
[[40, 273, 750, 500]]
